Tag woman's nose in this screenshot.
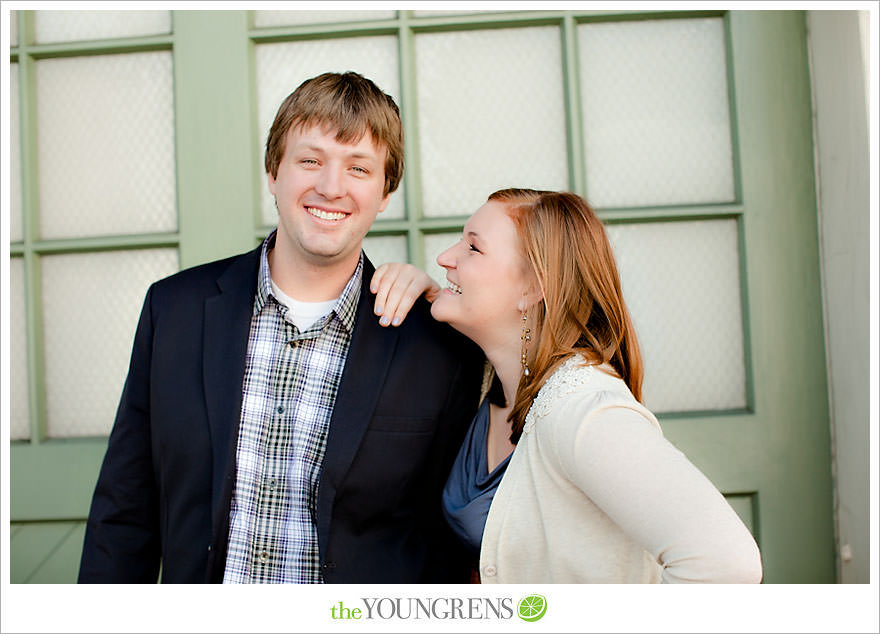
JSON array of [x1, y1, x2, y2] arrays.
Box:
[[436, 242, 459, 268]]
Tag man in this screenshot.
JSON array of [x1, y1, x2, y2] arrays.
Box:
[[78, 72, 483, 583]]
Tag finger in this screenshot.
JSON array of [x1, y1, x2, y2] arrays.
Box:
[[370, 264, 389, 294], [387, 277, 428, 327], [373, 267, 401, 321]]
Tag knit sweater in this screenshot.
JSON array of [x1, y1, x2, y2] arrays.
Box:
[[479, 355, 763, 584]]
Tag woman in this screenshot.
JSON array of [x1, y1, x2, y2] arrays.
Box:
[[371, 189, 763, 583]]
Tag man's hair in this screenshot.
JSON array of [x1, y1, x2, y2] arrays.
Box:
[[264, 72, 404, 196], [488, 188, 645, 443]]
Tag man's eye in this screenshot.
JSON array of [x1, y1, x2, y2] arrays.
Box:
[[469, 243, 481, 253]]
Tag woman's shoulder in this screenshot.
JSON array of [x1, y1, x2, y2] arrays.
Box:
[[523, 354, 654, 435]]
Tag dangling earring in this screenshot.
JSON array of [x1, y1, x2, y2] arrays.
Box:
[[520, 310, 531, 377]]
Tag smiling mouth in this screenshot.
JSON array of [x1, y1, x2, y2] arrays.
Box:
[[447, 282, 462, 295], [306, 206, 348, 221]]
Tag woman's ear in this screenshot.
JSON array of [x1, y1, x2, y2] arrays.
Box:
[[518, 274, 544, 312]]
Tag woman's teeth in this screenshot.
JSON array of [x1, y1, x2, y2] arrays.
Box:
[[447, 282, 462, 295]]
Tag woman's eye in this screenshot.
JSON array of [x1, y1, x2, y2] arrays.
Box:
[[468, 243, 481, 253]]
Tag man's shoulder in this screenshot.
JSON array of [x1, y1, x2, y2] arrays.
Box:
[[150, 247, 260, 297], [395, 297, 482, 361]]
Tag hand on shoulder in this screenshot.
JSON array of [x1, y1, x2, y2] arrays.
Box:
[[370, 262, 441, 327]]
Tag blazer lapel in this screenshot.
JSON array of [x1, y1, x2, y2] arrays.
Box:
[[316, 258, 399, 556], [203, 247, 261, 519]]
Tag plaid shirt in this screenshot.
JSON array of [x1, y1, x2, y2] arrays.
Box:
[[223, 231, 361, 583]]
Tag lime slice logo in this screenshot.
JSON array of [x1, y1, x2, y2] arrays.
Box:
[[517, 594, 547, 622]]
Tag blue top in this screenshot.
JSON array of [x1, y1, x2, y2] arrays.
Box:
[[442, 399, 512, 556]]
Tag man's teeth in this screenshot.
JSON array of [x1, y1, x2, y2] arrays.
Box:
[[447, 282, 462, 295], [307, 207, 346, 221]]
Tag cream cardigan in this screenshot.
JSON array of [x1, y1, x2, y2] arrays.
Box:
[[479, 355, 763, 584]]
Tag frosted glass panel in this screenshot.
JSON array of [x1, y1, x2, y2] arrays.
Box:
[[10, 62, 23, 242], [42, 249, 179, 438], [254, 10, 396, 27], [363, 235, 408, 269], [415, 27, 568, 217], [578, 18, 734, 208], [255, 37, 403, 226], [10, 258, 30, 441], [34, 10, 171, 43], [36, 52, 177, 239], [10, 10, 18, 46], [606, 219, 745, 412], [422, 232, 460, 291]]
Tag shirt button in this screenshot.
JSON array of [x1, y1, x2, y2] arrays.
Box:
[[276, 405, 284, 414], [268, 478, 276, 490], [483, 565, 497, 577], [258, 550, 269, 564]]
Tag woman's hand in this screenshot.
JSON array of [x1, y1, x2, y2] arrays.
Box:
[[370, 262, 441, 327]]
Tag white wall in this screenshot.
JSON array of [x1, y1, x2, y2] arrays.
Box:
[[807, 10, 871, 584]]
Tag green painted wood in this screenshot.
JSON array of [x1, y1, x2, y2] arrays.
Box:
[[14, 11, 47, 445], [10, 440, 108, 521], [724, 494, 756, 537], [708, 11, 832, 581], [22, 36, 173, 60], [10, 521, 84, 583], [250, 21, 399, 43], [660, 415, 761, 493], [561, 14, 586, 195], [397, 11, 424, 268], [19, 233, 179, 255], [598, 203, 745, 220], [741, 10, 833, 582], [173, 11, 257, 269]]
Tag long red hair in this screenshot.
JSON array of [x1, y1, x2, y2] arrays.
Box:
[[488, 189, 644, 443]]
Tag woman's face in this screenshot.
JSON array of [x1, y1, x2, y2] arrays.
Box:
[[430, 201, 534, 347]]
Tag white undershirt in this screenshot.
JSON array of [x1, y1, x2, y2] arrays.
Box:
[[270, 278, 338, 332]]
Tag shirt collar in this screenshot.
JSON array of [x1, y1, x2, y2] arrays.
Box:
[[254, 229, 362, 334]]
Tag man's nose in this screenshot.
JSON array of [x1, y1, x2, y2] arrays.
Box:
[[315, 165, 344, 199]]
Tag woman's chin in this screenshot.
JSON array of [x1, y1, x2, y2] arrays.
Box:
[[429, 300, 451, 324], [429, 300, 465, 332]]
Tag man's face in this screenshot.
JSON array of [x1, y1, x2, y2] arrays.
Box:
[[268, 123, 390, 269]]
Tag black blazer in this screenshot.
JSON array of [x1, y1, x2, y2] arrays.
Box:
[[78, 244, 483, 583]]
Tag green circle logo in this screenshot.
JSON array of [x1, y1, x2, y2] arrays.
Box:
[[517, 594, 547, 622]]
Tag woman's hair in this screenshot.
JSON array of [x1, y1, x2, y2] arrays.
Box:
[[487, 188, 645, 443], [264, 71, 404, 196]]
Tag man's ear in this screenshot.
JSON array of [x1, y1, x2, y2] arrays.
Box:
[[267, 171, 277, 196], [377, 192, 391, 214]]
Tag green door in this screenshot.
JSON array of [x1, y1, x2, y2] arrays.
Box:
[[653, 11, 835, 583], [8, 9, 833, 585]]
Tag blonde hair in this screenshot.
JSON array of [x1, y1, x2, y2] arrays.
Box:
[[487, 189, 645, 442], [264, 72, 404, 196]]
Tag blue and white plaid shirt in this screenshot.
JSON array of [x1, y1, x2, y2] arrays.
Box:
[[223, 231, 361, 583]]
